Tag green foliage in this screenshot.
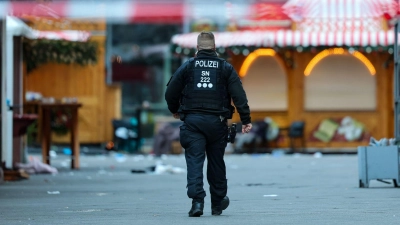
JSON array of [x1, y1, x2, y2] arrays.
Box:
[[23, 39, 98, 73]]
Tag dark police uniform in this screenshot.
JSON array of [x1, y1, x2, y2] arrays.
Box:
[[165, 49, 251, 210]]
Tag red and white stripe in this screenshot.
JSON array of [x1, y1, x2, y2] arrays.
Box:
[[31, 30, 91, 42], [283, 0, 398, 31], [283, 0, 398, 20], [0, 0, 187, 24], [1, 0, 397, 25], [299, 18, 382, 32], [171, 30, 395, 48]]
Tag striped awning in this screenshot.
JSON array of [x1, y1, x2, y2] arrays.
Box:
[[283, 0, 398, 21], [171, 30, 395, 48], [6, 16, 91, 42], [282, 0, 398, 32], [30, 30, 91, 42]]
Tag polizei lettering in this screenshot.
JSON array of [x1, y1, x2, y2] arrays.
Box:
[[195, 60, 219, 68]]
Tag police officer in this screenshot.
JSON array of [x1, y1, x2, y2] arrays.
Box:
[[165, 31, 252, 217]]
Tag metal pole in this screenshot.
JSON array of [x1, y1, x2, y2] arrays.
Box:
[[1, 17, 7, 167], [1, 17, 14, 169], [395, 19, 400, 141]]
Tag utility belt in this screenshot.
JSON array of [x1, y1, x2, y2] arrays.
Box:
[[179, 113, 227, 122], [179, 113, 237, 143], [178, 104, 235, 120]]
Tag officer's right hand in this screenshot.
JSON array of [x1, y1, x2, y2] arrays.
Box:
[[242, 123, 252, 134], [173, 113, 180, 119]]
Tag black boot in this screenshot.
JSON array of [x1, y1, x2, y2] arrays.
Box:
[[211, 196, 230, 216], [188, 199, 204, 217]]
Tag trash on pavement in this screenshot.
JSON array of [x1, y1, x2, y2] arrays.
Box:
[[114, 153, 127, 163], [63, 148, 72, 155], [49, 150, 57, 158], [263, 194, 278, 197], [15, 157, 58, 174], [131, 163, 186, 175], [313, 152, 323, 158]]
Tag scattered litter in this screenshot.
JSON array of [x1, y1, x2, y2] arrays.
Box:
[[114, 153, 127, 163], [115, 127, 137, 139], [47, 191, 60, 194], [263, 194, 278, 197], [154, 164, 185, 174], [49, 150, 57, 158], [63, 148, 72, 155], [246, 183, 264, 186], [369, 137, 396, 146], [96, 193, 107, 196], [131, 169, 147, 173], [15, 157, 58, 174], [292, 153, 301, 158], [313, 152, 323, 158], [131, 163, 186, 175]]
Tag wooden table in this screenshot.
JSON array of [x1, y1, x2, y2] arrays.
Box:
[[40, 103, 82, 169]]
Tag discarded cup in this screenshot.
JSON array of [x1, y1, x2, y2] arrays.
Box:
[[263, 194, 278, 197]]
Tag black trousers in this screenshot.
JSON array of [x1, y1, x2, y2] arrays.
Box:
[[179, 114, 228, 206]]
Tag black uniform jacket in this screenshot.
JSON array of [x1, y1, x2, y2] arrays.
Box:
[[165, 49, 251, 125]]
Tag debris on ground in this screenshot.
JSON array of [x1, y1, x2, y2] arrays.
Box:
[[15, 157, 58, 174]]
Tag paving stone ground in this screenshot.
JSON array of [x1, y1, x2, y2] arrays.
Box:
[[1, 153, 399, 225]]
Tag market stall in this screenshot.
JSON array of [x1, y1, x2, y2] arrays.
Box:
[[1, 16, 89, 169], [171, 0, 398, 150]]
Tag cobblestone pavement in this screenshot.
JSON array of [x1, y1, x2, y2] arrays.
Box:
[[1, 153, 399, 225]]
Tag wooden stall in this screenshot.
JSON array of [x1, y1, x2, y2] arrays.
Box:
[[229, 49, 394, 149], [22, 17, 121, 144], [171, 0, 396, 150]]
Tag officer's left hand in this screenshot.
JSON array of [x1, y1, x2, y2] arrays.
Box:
[[173, 113, 180, 119], [242, 123, 252, 134]]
